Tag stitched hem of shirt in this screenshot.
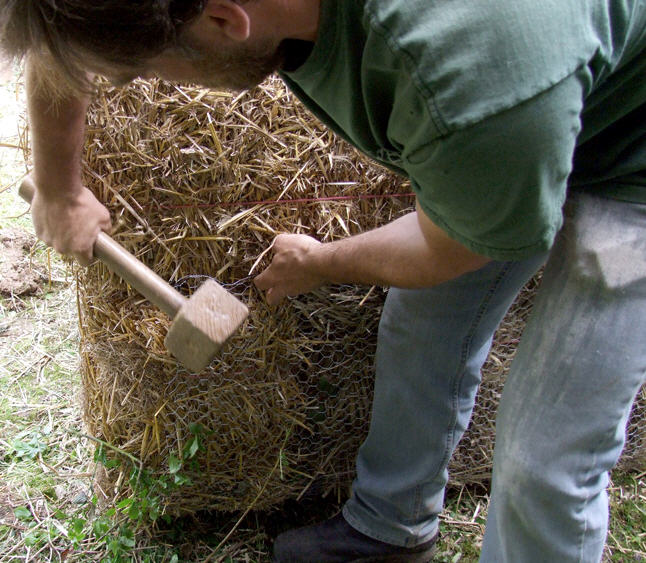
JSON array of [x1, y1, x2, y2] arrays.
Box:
[[417, 199, 559, 261]]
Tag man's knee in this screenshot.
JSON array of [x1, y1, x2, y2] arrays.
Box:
[[492, 421, 613, 510]]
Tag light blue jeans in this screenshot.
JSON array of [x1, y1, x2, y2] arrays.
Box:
[[343, 191, 646, 562]]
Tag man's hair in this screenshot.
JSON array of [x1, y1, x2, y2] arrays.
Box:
[[0, 0, 206, 91]]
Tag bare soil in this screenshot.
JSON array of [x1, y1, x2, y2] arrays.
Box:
[[0, 227, 44, 297], [0, 487, 20, 529]]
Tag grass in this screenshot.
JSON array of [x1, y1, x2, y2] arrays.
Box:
[[607, 474, 646, 561], [0, 71, 644, 562]]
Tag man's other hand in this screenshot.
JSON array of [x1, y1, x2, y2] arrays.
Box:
[[254, 234, 327, 305]]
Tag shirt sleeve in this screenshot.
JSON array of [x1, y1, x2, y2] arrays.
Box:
[[402, 72, 587, 261]]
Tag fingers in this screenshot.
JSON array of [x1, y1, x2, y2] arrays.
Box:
[[253, 233, 324, 306], [252, 234, 287, 290], [253, 265, 273, 291], [73, 212, 113, 266], [252, 234, 297, 303], [98, 206, 113, 235], [30, 185, 113, 268], [265, 287, 285, 306], [253, 262, 286, 305], [73, 241, 96, 267], [254, 270, 287, 305]]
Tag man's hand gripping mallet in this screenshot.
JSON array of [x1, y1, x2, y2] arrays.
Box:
[[19, 177, 249, 372]]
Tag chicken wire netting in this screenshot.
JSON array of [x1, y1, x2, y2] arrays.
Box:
[[214, 273, 646, 496]]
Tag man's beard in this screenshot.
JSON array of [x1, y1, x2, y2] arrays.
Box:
[[175, 33, 286, 91]]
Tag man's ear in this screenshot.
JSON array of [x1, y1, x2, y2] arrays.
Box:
[[202, 0, 251, 41]]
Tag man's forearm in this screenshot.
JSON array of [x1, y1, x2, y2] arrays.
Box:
[[310, 211, 490, 288], [24, 56, 111, 265], [254, 205, 492, 304], [26, 55, 90, 196]]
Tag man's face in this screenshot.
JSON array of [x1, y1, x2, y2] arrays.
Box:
[[165, 26, 286, 91], [89, 23, 285, 91]]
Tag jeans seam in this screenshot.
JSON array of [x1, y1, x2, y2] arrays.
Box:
[[411, 484, 423, 536], [437, 261, 518, 490], [577, 450, 597, 563], [577, 420, 621, 561]]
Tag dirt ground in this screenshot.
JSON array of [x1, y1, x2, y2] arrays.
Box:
[[0, 226, 44, 297]]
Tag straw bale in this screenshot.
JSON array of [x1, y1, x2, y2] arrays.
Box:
[[78, 76, 645, 516], [79, 76, 408, 513]]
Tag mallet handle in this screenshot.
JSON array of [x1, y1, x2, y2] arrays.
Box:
[[19, 177, 186, 318]]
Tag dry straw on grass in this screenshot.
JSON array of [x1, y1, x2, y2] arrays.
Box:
[[77, 76, 645, 516]]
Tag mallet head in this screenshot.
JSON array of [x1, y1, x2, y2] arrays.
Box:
[[164, 279, 249, 372]]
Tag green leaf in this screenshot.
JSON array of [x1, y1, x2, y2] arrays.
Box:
[[14, 506, 32, 521], [11, 435, 48, 460], [94, 444, 120, 469], [118, 525, 136, 548], [173, 473, 191, 486], [108, 538, 122, 555], [170, 555, 179, 563], [94, 444, 107, 464], [127, 503, 142, 521], [71, 518, 85, 534], [105, 458, 121, 469], [117, 498, 133, 510], [168, 454, 182, 474], [68, 518, 87, 547], [24, 529, 47, 547], [187, 436, 200, 459], [131, 466, 152, 487], [43, 487, 57, 501], [92, 516, 111, 538], [148, 504, 160, 521]]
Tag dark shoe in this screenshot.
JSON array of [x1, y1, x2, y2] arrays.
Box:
[[272, 513, 438, 562]]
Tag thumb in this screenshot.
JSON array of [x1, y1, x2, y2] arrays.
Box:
[[253, 269, 270, 290], [266, 286, 286, 306]]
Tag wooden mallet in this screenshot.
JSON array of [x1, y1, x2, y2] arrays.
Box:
[[19, 177, 249, 372]]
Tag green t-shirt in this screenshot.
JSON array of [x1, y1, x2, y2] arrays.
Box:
[[281, 0, 646, 260]]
